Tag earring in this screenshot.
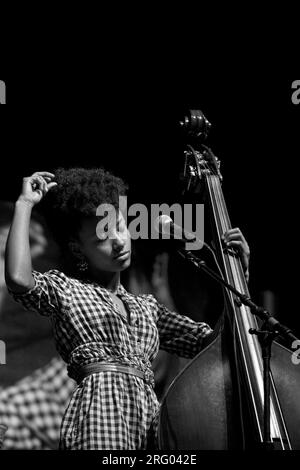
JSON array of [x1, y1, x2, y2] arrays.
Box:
[[69, 240, 89, 273], [78, 259, 89, 272]]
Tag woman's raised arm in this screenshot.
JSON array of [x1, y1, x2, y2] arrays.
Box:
[[5, 171, 57, 293]]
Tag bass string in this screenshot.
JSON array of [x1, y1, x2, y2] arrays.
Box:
[[204, 167, 287, 445], [210, 174, 249, 296], [204, 167, 266, 436]]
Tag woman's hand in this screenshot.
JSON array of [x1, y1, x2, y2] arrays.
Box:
[[18, 172, 57, 207], [222, 228, 250, 281]]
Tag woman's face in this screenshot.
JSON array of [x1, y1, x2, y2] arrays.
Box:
[[77, 211, 131, 273]]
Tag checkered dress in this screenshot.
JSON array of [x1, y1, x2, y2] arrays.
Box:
[[0, 357, 75, 449], [8, 270, 212, 450]]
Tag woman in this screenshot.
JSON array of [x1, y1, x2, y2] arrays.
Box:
[[5, 168, 250, 450]]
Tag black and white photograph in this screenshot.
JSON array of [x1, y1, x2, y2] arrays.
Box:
[[0, 73, 299, 463]]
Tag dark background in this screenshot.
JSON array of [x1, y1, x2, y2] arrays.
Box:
[[0, 76, 299, 335]]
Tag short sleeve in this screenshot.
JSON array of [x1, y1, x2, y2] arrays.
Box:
[[144, 294, 213, 358], [7, 270, 71, 317]]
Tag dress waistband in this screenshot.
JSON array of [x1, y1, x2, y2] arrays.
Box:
[[74, 362, 155, 387]]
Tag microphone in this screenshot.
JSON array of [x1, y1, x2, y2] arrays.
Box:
[[154, 215, 201, 248]]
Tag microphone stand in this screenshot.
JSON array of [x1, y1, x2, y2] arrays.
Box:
[[177, 248, 299, 450]]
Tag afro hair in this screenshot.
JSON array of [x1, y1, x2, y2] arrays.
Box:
[[40, 167, 128, 250]]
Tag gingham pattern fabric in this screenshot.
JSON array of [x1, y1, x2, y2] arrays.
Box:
[[8, 270, 213, 450], [0, 357, 75, 450]]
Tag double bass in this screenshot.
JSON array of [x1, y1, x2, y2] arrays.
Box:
[[158, 110, 300, 450]]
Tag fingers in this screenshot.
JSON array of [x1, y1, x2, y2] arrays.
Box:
[[222, 228, 250, 277], [30, 175, 47, 192], [222, 228, 245, 242], [222, 228, 250, 253], [32, 172, 55, 178], [225, 240, 243, 249], [29, 173, 57, 195], [47, 182, 58, 190]]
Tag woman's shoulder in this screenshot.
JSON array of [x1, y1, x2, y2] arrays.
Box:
[[134, 291, 158, 308], [40, 269, 81, 289], [45, 271, 104, 292], [136, 292, 156, 300], [42, 269, 70, 282]]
